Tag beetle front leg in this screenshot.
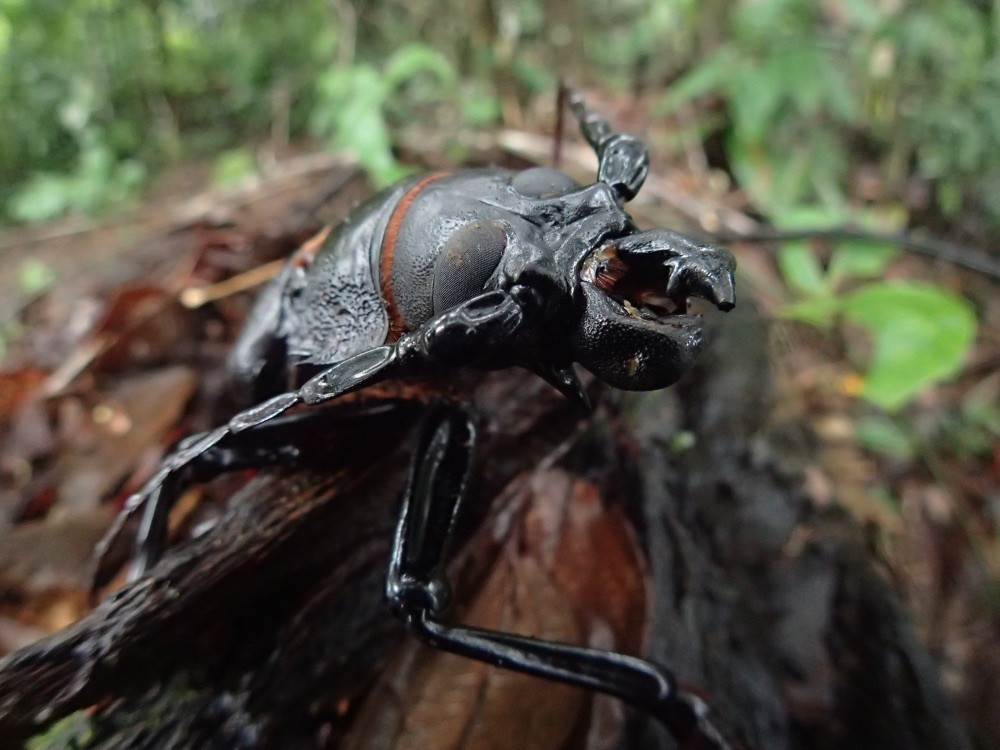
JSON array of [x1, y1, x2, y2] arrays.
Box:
[[568, 89, 649, 202], [95, 291, 530, 586], [292, 289, 528, 408], [387, 405, 732, 750], [90, 401, 420, 589]]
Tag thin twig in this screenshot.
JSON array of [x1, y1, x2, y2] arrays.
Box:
[[716, 227, 1000, 281], [179, 260, 284, 309], [553, 82, 569, 169]]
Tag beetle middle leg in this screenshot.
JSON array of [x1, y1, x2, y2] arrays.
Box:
[[387, 404, 732, 750]]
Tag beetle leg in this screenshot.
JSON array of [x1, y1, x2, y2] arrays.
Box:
[[386, 405, 732, 750], [95, 292, 530, 589], [385, 403, 474, 618], [567, 89, 649, 202], [290, 289, 528, 409], [90, 401, 420, 591]]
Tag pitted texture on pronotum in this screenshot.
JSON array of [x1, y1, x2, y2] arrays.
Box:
[[572, 282, 703, 390]]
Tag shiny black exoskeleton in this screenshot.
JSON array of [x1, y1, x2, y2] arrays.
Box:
[[230, 133, 734, 406], [96, 93, 736, 749]]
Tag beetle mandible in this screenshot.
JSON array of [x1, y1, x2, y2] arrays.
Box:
[[97, 92, 737, 749]]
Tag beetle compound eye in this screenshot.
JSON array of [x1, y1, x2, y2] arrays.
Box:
[[432, 220, 508, 314]]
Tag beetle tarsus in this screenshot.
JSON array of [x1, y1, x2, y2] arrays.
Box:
[[89, 402, 422, 592], [567, 88, 650, 201]]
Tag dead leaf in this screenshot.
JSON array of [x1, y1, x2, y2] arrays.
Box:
[[42, 286, 198, 395], [0, 507, 115, 594], [52, 365, 197, 515], [91, 286, 199, 374], [0, 368, 48, 418], [525, 471, 648, 654]]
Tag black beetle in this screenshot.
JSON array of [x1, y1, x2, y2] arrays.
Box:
[[96, 92, 736, 749]]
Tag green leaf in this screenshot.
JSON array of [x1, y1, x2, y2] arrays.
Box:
[[936, 180, 963, 217], [669, 430, 697, 452], [337, 103, 397, 185], [773, 203, 848, 231], [855, 415, 914, 458], [781, 295, 840, 327], [213, 148, 257, 187], [725, 134, 763, 200], [827, 240, 900, 284], [843, 281, 976, 410], [729, 63, 786, 142], [841, 0, 887, 30], [727, 135, 788, 212], [19, 258, 55, 294], [383, 43, 455, 92], [0, 11, 11, 57], [777, 241, 828, 297], [511, 58, 555, 93], [27, 711, 93, 750], [817, 53, 858, 123], [7, 173, 72, 223], [313, 64, 403, 186], [460, 91, 501, 125], [658, 47, 738, 115]]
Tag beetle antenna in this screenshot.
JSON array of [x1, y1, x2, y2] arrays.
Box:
[[553, 81, 570, 168]]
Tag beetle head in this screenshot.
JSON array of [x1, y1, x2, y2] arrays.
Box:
[[566, 230, 736, 391]]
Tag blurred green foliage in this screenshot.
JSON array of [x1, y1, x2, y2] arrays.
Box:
[[773, 204, 976, 411], [0, 0, 1000, 221], [654, 0, 997, 411], [0, 0, 655, 221], [0, 0, 995, 410], [310, 43, 455, 187], [845, 281, 975, 411], [4, 0, 999, 228], [0, 0, 341, 219], [661, 0, 1000, 223], [26, 711, 93, 750]]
